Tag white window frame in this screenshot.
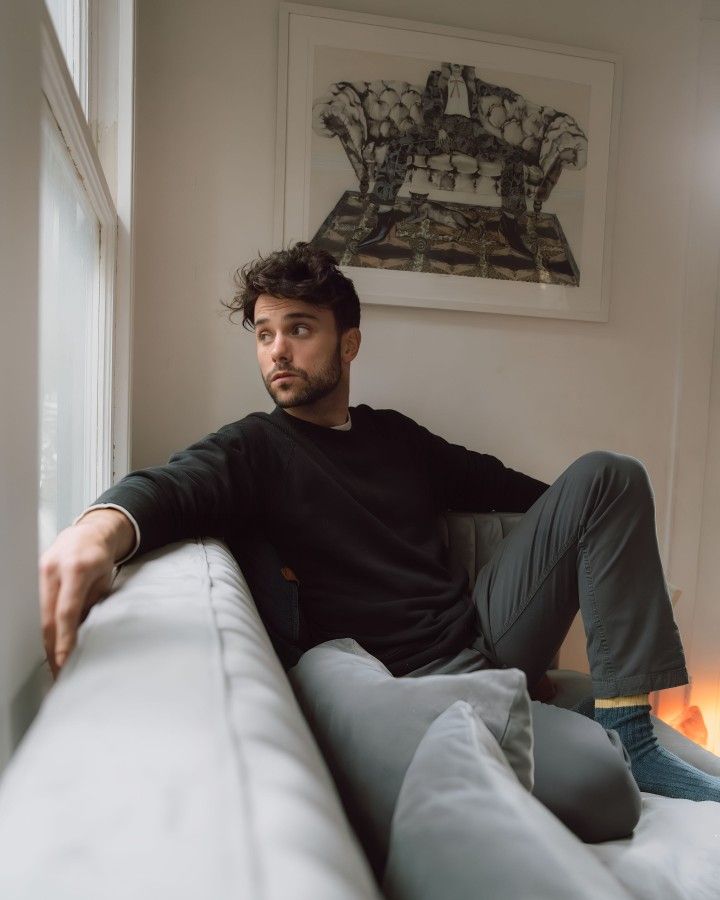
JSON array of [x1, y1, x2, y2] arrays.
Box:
[[46, 0, 91, 115], [40, 1, 135, 502], [112, 0, 136, 481]]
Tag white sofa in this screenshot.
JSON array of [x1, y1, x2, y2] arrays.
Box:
[[0, 536, 719, 899], [0, 539, 380, 900]]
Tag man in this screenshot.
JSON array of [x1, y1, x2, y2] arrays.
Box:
[[358, 61, 534, 254], [40, 242, 719, 844]]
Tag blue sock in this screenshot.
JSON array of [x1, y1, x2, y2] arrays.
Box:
[[594, 704, 720, 802]]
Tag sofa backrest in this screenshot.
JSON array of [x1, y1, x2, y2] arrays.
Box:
[[439, 510, 522, 585], [439, 511, 559, 671]]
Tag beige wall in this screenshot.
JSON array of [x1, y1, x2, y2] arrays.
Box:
[[131, 1, 717, 686], [680, 10, 720, 751], [0, 0, 41, 770]]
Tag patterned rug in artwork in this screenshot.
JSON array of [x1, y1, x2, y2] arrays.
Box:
[[310, 191, 580, 286]]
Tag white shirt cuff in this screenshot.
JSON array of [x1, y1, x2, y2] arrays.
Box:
[[72, 503, 141, 565]]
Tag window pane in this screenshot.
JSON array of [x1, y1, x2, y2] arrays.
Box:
[[38, 106, 100, 554], [44, 0, 88, 114]]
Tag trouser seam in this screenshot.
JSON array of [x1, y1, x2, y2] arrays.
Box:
[[489, 529, 618, 689], [578, 535, 617, 685], [491, 531, 577, 647]]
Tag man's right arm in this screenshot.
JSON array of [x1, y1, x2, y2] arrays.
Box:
[[39, 423, 261, 677]]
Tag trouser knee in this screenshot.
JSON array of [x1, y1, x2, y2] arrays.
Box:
[[564, 450, 652, 501]]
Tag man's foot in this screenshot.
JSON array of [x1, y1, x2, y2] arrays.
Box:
[[357, 206, 396, 249], [594, 703, 720, 802], [499, 211, 534, 257]]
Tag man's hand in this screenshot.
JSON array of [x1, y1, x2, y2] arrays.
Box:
[[39, 509, 135, 679]]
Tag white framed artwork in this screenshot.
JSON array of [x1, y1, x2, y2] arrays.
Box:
[[275, 4, 621, 321]]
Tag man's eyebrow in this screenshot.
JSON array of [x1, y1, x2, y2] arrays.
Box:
[[254, 312, 320, 326]]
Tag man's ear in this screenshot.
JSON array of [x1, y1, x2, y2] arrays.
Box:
[[341, 327, 361, 362]]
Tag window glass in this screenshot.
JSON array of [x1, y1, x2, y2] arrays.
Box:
[[44, 0, 89, 113], [38, 106, 100, 554]]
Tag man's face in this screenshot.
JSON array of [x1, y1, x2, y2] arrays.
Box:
[[254, 294, 344, 409]]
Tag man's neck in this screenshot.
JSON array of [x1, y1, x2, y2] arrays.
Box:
[[282, 399, 350, 429]]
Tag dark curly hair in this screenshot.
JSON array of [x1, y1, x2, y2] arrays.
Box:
[[223, 242, 361, 334]]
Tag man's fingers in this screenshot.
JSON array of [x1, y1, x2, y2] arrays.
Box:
[[39, 560, 60, 674], [79, 571, 114, 624], [47, 653, 60, 681], [54, 566, 114, 667], [38, 522, 120, 676], [53, 569, 87, 667]]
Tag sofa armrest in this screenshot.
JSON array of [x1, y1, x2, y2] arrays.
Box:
[[0, 539, 380, 899]]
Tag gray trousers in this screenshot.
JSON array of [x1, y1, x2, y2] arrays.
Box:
[[408, 451, 689, 841]]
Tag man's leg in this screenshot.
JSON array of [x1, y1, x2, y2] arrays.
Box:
[[471, 450, 720, 804], [471, 450, 686, 696]]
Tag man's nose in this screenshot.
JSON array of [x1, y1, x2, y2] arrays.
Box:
[[271, 333, 290, 361]]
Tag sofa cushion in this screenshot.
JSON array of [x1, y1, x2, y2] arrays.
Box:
[[588, 793, 720, 899], [382, 701, 632, 900], [289, 638, 532, 877], [0, 539, 380, 900]]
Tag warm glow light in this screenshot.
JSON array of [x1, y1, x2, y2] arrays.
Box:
[[669, 705, 708, 747], [656, 685, 720, 756], [689, 683, 720, 756]]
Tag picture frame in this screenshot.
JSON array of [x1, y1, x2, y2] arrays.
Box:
[[275, 3, 621, 321]]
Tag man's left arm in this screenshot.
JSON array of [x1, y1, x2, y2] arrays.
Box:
[[413, 418, 550, 513]]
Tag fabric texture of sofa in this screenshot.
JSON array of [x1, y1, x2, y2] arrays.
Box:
[[0, 515, 719, 898]]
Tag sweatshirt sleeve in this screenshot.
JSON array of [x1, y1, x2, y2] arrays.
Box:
[[87, 423, 262, 559], [73, 503, 142, 564], [399, 414, 550, 513]]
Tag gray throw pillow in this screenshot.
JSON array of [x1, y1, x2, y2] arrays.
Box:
[[289, 638, 532, 876], [383, 701, 633, 900]]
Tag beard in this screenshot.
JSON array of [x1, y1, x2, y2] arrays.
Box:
[[264, 341, 342, 409]]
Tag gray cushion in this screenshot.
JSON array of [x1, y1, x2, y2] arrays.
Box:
[[289, 638, 532, 877], [383, 701, 633, 900]]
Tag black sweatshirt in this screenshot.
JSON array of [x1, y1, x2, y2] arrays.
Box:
[[93, 405, 549, 675]]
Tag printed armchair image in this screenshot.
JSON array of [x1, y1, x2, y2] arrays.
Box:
[[312, 61, 588, 282]]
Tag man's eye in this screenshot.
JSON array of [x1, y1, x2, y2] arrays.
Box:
[[257, 332, 272, 343], [293, 324, 310, 335]]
